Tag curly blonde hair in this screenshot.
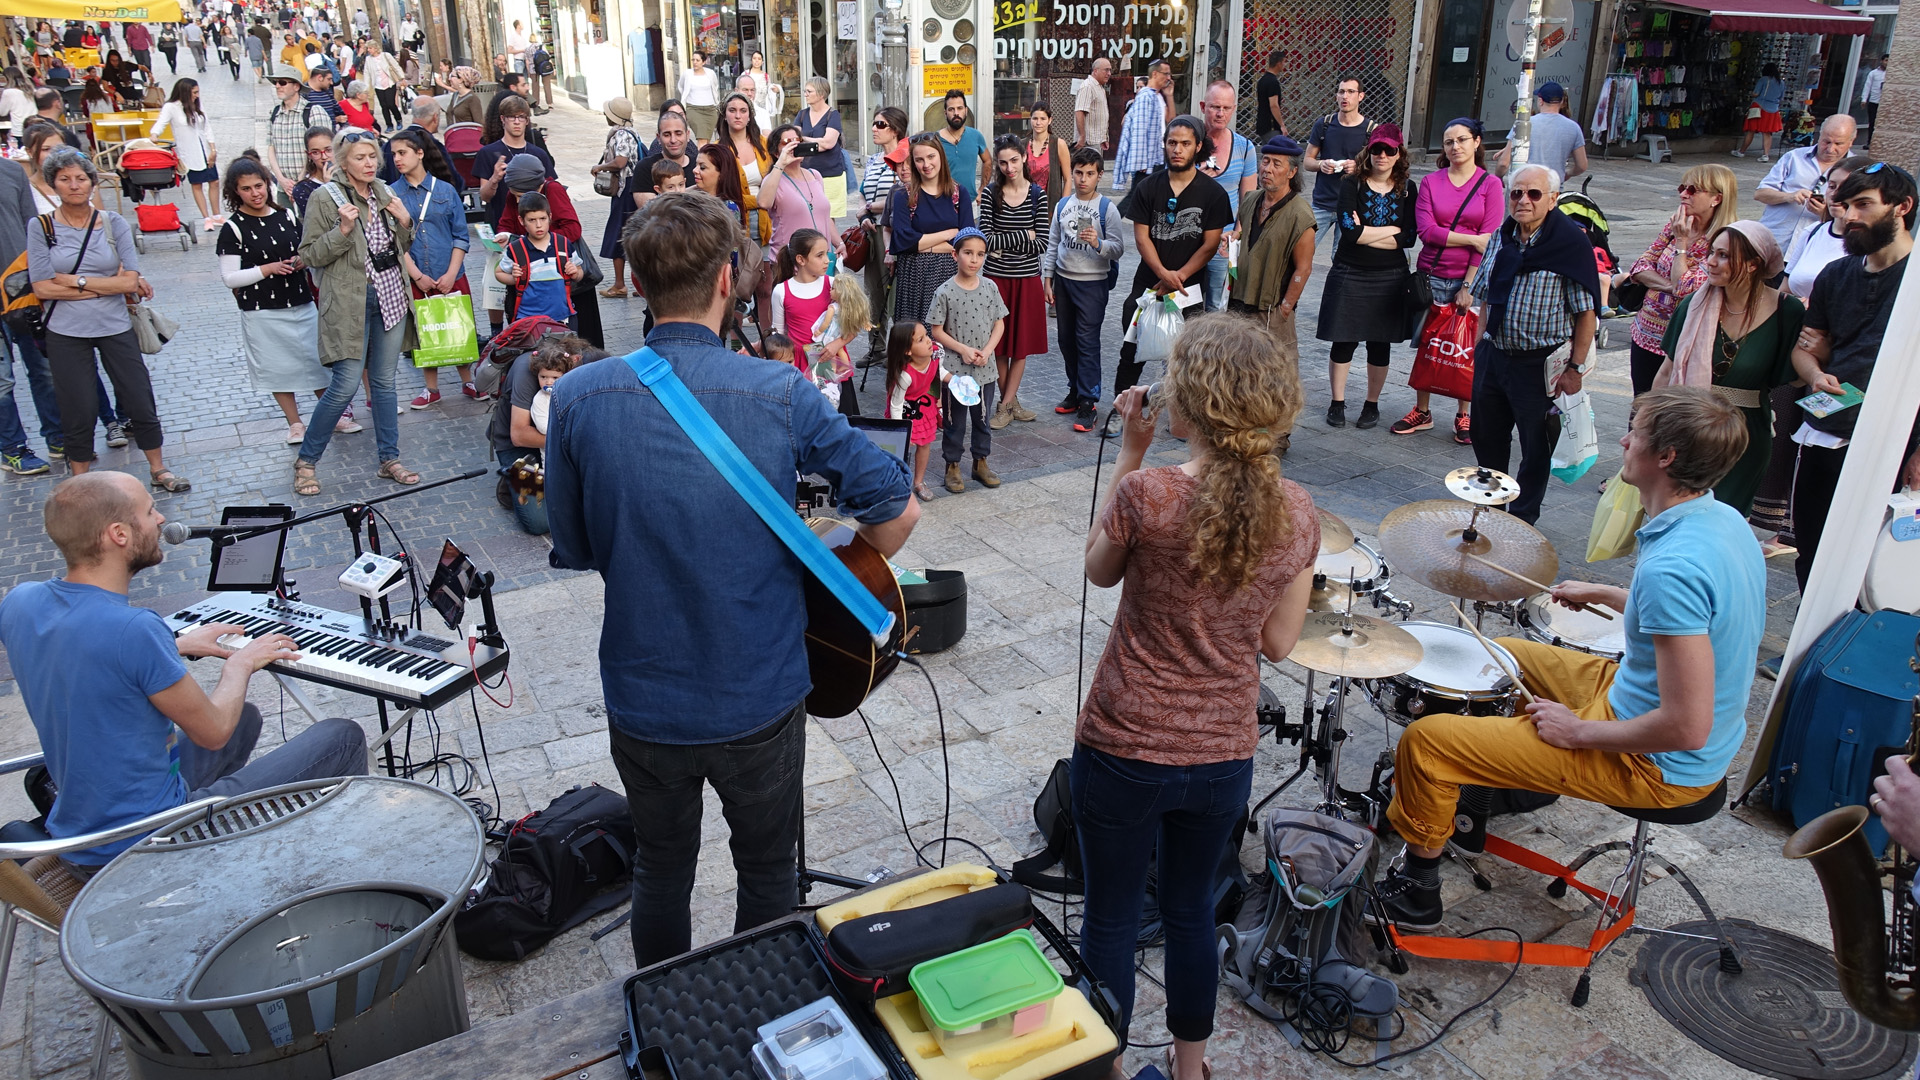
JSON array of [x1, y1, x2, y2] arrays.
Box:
[[1163, 314, 1304, 589]]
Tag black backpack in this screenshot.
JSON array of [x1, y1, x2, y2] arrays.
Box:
[[453, 784, 636, 961]]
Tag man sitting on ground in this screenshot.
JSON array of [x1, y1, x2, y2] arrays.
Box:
[[1377, 387, 1765, 929], [0, 472, 368, 871]]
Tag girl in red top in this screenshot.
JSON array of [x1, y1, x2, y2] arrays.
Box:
[[1076, 314, 1318, 1080], [884, 320, 950, 501]]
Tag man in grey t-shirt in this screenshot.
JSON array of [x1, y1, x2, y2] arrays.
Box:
[[1496, 81, 1587, 182]]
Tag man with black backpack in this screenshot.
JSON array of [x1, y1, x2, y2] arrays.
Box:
[[1302, 75, 1377, 250], [528, 36, 555, 113]]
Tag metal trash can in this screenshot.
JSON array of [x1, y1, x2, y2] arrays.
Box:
[[61, 777, 486, 1079]]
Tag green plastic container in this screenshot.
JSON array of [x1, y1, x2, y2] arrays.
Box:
[[907, 930, 1064, 1054]]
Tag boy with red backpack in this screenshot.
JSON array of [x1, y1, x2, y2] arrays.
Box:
[[494, 191, 582, 328]]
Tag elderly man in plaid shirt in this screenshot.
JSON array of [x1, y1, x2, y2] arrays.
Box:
[[1113, 60, 1173, 189], [262, 64, 333, 196], [1469, 163, 1600, 524]]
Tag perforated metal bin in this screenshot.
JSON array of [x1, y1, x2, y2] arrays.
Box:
[[61, 777, 486, 1080]]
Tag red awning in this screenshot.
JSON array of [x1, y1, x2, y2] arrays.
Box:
[[1656, 0, 1872, 34]]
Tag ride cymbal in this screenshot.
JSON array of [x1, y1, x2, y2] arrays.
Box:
[[1445, 465, 1523, 506], [1378, 500, 1559, 603], [1317, 508, 1356, 555], [1287, 611, 1424, 679]]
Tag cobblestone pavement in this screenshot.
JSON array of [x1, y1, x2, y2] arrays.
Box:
[[0, 68, 1826, 1080]]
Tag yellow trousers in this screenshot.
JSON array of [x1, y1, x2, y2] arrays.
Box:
[[1384, 638, 1721, 850]]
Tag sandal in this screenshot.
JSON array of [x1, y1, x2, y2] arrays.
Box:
[[914, 482, 935, 501], [149, 469, 192, 492], [1166, 1046, 1212, 1080], [293, 461, 320, 497], [599, 284, 629, 298], [378, 459, 420, 485]]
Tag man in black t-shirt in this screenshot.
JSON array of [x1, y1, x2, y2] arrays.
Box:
[[1255, 50, 1287, 139], [621, 111, 694, 213], [1303, 75, 1377, 247], [1788, 164, 1920, 592], [1105, 116, 1232, 438]]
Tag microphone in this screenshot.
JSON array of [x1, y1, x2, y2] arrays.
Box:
[[161, 522, 252, 545]]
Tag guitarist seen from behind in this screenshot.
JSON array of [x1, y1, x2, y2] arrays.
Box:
[[545, 191, 920, 967]]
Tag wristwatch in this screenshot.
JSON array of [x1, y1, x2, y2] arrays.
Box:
[[74, 276, 87, 291]]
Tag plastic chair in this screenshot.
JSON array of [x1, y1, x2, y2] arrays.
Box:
[[0, 751, 222, 1080]]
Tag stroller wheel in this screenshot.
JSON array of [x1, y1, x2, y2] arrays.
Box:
[[178, 233, 189, 251], [185, 227, 198, 247], [134, 236, 146, 254]]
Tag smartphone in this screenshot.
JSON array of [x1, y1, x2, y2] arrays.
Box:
[[796, 141, 822, 155]]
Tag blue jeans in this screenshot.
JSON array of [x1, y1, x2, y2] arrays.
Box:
[[496, 447, 550, 535], [1053, 276, 1110, 404], [298, 285, 407, 466], [1313, 207, 1337, 250], [1071, 743, 1252, 1042], [0, 325, 60, 452], [1205, 253, 1229, 312]]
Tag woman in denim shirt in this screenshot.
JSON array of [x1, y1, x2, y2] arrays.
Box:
[[390, 128, 475, 407]]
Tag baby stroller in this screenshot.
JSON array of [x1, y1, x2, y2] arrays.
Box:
[[443, 122, 485, 223], [117, 143, 197, 253], [1560, 176, 1619, 333]]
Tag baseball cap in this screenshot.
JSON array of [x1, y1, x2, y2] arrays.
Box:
[[1537, 81, 1566, 102]]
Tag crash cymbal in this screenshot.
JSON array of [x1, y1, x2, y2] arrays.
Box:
[[1445, 465, 1523, 506], [1288, 612, 1424, 679], [1317, 508, 1355, 555], [1378, 500, 1559, 603], [1308, 578, 1355, 613]]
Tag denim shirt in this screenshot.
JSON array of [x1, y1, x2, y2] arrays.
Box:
[[546, 322, 913, 744], [392, 173, 468, 283]]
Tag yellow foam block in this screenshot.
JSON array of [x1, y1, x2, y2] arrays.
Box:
[[875, 987, 1117, 1080], [814, 864, 1001, 935]]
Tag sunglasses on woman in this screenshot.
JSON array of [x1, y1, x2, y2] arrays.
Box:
[[1369, 145, 1399, 156], [1677, 183, 1704, 196]]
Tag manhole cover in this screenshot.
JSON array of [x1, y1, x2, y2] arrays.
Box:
[[1634, 919, 1917, 1080]]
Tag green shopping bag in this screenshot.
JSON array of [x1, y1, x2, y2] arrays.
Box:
[[411, 293, 480, 368]]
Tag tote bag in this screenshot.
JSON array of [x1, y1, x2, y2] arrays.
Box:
[[411, 292, 480, 367]]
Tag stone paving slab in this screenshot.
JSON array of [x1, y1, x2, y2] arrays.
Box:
[[0, 63, 1840, 1080]]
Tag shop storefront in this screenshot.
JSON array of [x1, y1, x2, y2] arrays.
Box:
[[991, 0, 1200, 142], [1422, 0, 1598, 147], [1229, 0, 1419, 149], [1826, 0, 1896, 124]]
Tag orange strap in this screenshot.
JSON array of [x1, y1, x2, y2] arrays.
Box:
[[1386, 836, 1637, 968]]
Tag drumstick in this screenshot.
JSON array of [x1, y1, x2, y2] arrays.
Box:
[[1464, 552, 1616, 621], [1447, 601, 1537, 706]]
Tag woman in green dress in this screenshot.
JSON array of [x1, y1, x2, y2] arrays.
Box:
[[1656, 218, 1802, 517]]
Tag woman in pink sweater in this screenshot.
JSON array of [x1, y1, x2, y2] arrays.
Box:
[[1400, 118, 1503, 444]]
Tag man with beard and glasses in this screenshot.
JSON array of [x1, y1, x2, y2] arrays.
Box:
[[0, 473, 367, 873], [937, 89, 991, 204], [1104, 115, 1232, 437], [1788, 162, 1920, 591]]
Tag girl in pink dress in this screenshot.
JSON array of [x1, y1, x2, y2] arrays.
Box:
[[885, 320, 950, 501]]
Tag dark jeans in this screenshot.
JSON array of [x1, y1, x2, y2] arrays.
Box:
[[1053, 275, 1110, 403], [1070, 743, 1252, 1043], [496, 447, 550, 535], [1791, 441, 1845, 592], [0, 326, 59, 453], [1628, 341, 1665, 397], [941, 378, 994, 464], [375, 84, 403, 127], [608, 703, 807, 967], [46, 329, 161, 463], [1470, 337, 1556, 524], [1866, 101, 1879, 147], [1115, 268, 1190, 399], [159, 45, 177, 72], [133, 48, 151, 70]]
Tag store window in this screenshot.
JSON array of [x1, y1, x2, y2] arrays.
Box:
[[991, 0, 1195, 139], [691, 0, 741, 80], [833, 0, 861, 153]]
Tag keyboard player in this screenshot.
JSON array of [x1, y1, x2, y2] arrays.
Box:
[[0, 473, 368, 873]]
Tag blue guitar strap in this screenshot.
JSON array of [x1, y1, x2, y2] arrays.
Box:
[[621, 346, 897, 646]]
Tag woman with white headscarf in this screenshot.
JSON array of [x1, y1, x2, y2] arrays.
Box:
[[1653, 218, 1803, 518]]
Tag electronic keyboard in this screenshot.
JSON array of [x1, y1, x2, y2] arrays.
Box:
[[166, 593, 509, 711]]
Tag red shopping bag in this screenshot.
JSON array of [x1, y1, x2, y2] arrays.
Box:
[[1408, 303, 1477, 401]]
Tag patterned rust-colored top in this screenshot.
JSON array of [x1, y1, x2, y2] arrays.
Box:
[[1077, 468, 1321, 766]]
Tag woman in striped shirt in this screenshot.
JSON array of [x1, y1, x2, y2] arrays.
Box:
[[980, 134, 1048, 428]]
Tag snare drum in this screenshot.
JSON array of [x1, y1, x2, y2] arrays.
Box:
[[1519, 593, 1626, 661], [1314, 538, 1390, 595], [1374, 622, 1523, 722]]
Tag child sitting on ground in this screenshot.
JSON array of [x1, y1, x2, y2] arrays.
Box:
[[496, 191, 584, 328], [885, 319, 951, 502]]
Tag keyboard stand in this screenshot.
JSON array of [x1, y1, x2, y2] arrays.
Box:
[[272, 672, 331, 728]]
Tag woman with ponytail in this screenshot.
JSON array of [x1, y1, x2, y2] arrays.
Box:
[[1075, 313, 1319, 1080]]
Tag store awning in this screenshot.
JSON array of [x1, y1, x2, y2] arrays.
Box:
[[0, 0, 185, 22], [1655, 0, 1872, 34]]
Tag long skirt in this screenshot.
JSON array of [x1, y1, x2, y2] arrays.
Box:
[[240, 303, 327, 393], [990, 273, 1049, 362], [600, 191, 635, 261], [892, 250, 956, 327], [1747, 383, 1800, 541]]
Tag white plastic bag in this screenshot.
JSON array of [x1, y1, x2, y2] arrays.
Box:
[[1134, 291, 1183, 363], [1550, 388, 1598, 484]]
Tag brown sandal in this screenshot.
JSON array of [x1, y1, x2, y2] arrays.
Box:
[[378, 459, 420, 485], [149, 469, 192, 492], [292, 462, 320, 497]]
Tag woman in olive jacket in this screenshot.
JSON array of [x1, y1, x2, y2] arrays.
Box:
[[295, 129, 419, 497]]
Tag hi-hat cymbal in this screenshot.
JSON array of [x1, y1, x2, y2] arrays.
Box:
[[1378, 500, 1559, 603], [1308, 578, 1355, 613], [1317, 508, 1355, 555], [1445, 466, 1523, 506], [1288, 611, 1424, 679]]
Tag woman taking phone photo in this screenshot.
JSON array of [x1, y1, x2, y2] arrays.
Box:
[[218, 157, 326, 445], [1077, 313, 1315, 1080]]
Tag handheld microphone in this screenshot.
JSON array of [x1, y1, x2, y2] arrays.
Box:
[[161, 522, 249, 545]]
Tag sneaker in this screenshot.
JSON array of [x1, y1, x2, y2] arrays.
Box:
[[1055, 393, 1079, 415], [1073, 401, 1097, 432], [1730, 148, 1746, 158], [1453, 414, 1472, 445], [1355, 402, 1380, 430], [972, 458, 1001, 488], [1759, 155, 1771, 164], [1326, 401, 1346, 428], [1375, 866, 1444, 932], [410, 390, 442, 410], [105, 420, 128, 448], [1, 449, 49, 475], [1758, 655, 1783, 682], [44, 444, 63, 461], [944, 461, 965, 493], [462, 383, 491, 402], [335, 409, 363, 434], [1100, 410, 1123, 439], [1390, 408, 1434, 435]]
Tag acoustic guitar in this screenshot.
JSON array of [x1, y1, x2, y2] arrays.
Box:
[[802, 517, 906, 718]]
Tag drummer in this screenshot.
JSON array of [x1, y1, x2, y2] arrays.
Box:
[[1376, 388, 1765, 931], [0, 473, 369, 872]]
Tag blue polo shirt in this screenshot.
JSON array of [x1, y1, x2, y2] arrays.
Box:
[[1608, 495, 1767, 786], [545, 323, 914, 744]]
